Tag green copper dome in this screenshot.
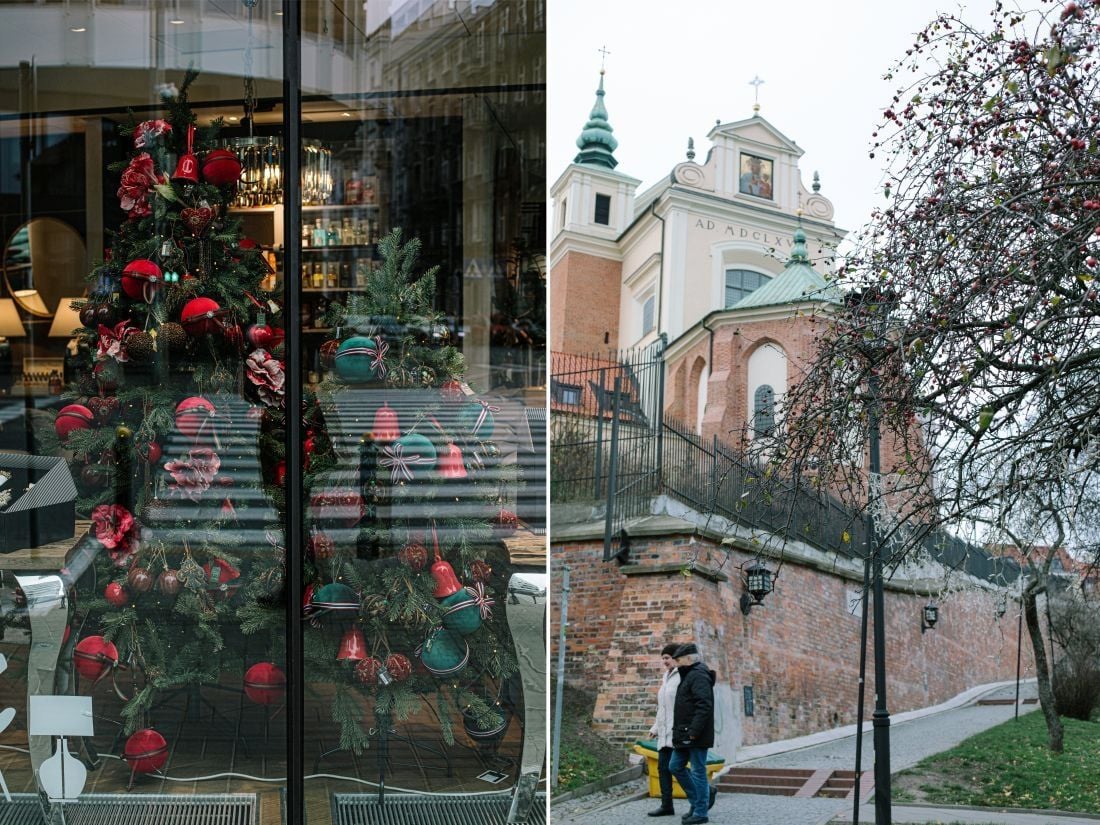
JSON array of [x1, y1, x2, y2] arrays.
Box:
[[574, 71, 619, 169], [732, 223, 841, 310]]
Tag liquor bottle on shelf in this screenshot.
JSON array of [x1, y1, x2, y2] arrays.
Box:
[[326, 264, 338, 290], [311, 218, 327, 247], [302, 221, 311, 249], [311, 263, 324, 290], [344, 171, 364, 205], [314, 298, 327, 329], [340, 263, 352, 288], [327, 222, 340, 246], [355, 259, 370, 287]]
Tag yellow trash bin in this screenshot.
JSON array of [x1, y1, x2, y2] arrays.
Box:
[[633, 740, 725, 798]]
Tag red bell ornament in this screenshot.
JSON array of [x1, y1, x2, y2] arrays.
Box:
[[202, 148, 243, 187], [372, 402, 401, 442], [336, 627, 367, 662], [121, 258, 163, 303], [437, 442, 468, 480], [429, 522, 463, 598], [172, 124, 200, 184], [181, 296, 225, 336]]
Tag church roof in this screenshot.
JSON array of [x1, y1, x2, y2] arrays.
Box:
[[574, 71, 619, 170], [732, 225, 841, 309]]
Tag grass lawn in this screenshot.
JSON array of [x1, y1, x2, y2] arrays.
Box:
[[551, 683, 632, 793], [892, 711, 1100, 813]]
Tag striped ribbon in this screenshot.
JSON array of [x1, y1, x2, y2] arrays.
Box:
[[380, 442, 431, 482]]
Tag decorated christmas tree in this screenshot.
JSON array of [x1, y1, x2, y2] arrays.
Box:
[[47, 71, 521, 774], [304, 228, 521, 752], [46, 70, 290, 777]]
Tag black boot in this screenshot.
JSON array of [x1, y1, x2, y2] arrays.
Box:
[[709, 785, 717, 810], [648, 803, 675, 817]]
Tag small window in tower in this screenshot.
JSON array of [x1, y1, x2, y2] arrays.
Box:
[[560, 198, 567, 230], [725, 268, 770, 307], [641, 295, 655, 335], [753, 384, 776, 436], [594, 193, 611, 225]]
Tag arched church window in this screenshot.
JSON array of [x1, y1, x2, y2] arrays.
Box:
[[725, 268, 770, 307], [753, 384, 776, 436], [641, 295, 655, 335]]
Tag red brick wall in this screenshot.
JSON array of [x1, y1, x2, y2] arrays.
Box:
[[551, 533, 1034, 753], [550, 250, 622, 354]]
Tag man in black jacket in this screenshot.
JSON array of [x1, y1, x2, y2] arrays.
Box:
[[668, 642, 716, 824]]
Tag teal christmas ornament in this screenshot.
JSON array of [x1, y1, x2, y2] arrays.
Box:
[[311, 582, 360, 615], [381, 432, 437, 481], [440, 588, 482, 635], [419, 628, 469, 677], [459, 400, 498, 439], [334, 336, 389, 384]]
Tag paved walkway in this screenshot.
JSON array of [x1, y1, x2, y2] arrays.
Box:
[[551, 684, 1097, 825]]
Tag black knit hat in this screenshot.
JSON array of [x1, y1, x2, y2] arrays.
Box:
[[660, 643, 680, 657], [672, 642, 698, 659]]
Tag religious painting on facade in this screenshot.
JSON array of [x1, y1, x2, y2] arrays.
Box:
[[739, 152, 774, 199]]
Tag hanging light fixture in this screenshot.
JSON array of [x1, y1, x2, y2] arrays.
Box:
[[740, 561, 774, 615], [921, 602, 939, 634]]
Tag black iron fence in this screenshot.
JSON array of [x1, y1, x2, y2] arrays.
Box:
[[551, 346, 1022, 584]]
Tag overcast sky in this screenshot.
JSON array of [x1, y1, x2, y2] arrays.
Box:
[[548, 0, 992, 245]]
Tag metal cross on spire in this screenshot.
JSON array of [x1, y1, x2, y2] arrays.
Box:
[[749, 75, 765, 113], [598, 45, 610, 73]]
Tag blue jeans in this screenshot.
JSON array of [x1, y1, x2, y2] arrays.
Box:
[[669, 746, 709, 818]]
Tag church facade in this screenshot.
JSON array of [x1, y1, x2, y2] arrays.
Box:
[[550, 75, 1031, 759]]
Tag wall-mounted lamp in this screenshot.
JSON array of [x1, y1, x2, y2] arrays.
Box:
[[740, 562, 774, 615], [921, 602, 939, 634], [48, 298, 85, 339]]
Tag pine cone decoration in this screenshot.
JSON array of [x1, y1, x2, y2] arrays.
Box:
[[157, 322, 187, 353], [124, 330, 156, 363], [471, 559, 492, 583], [399, 542, 428, 571]]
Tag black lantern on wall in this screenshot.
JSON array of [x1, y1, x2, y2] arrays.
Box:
[[740, 562, 774, 615], [921, 602, 939, 634]]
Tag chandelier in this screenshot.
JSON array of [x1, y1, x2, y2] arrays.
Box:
[[224, 137, 332, 208]]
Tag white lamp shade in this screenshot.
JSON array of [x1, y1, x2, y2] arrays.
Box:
[[0, 299, 26, 337], [49, 297, 86, 337], [13, 289, 49, 317]]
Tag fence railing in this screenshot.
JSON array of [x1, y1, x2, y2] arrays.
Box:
[[550, 348, 1021, 584]]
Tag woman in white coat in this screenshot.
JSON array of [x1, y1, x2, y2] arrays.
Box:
[[647, 643, 681, 817]]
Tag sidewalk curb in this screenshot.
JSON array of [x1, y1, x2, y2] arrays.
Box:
[[883, 802, 1100, 821], [550, 764, 643, 805]]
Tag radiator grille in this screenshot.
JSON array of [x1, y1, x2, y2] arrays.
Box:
[[332, 792, 546, 825], [0, 793, 256, 825]]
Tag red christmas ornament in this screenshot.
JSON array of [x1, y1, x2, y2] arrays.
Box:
[[494, 507, 519, 535], [372, 402, 401, 441], [175, 396, 216, 440], [437, 442, 468, 480], [105, 582, 128, 607], [204, 558, 241, 595], [223, 323, 244, 347], [320, 339, 340, 368], [73, 635, 119, 681], [181, 297, 224, 336], [399, 542, 428, 571], [123, 728, 169, 775], [88, 396, 120, 423], [139, 440, 163, 465], [471, 559, 492, 583], [429, 523, 463, 598], [274, 459, 287, 487], [180, 203, 217, 237], [355, 656, 384, 686], [121, 258, 163, 303], [94, 361, 120, 394], [243, 662, 286, 705], [247, 323, 285, 350], [336, 627, 367, 662], [127, 567, 154, 593], [157, 569, 181, 595], [172, 124, 200, 183], [55, 404, 94, 440], [440, 379, 465, 403], [202, 148, 243, 187], [385, 653, 412, 682]]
